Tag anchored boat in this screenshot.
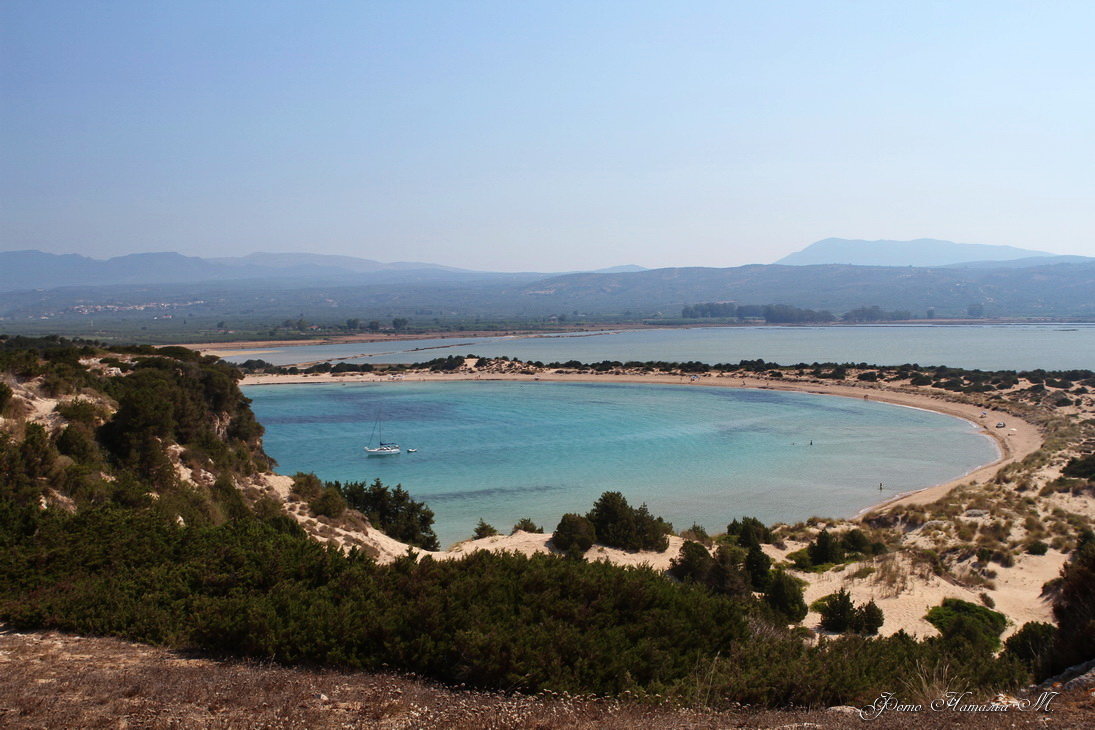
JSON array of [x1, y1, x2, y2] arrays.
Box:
[[364, 415, 401, 456]]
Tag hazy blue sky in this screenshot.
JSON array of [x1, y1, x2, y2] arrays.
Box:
[[3, 1, 1094, 271]]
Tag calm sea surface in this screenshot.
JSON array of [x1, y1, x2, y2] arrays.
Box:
[[248, 381, 999, 546], [225, 324, 1095, 371]]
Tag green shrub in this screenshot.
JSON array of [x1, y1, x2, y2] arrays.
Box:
[[857, 600, 885, 635], [1027, 540, 1049, 556], [552, 513, 596, 557], [0, 509, 755, 697], [670, 541, 715, 584], [808, 530, 845, 565], [818, 589, 856, 632], [1062, 454, 1095, 480], [211, 475, 250, 523], [512, 517, 543, 534], [765, 569, 807, 623], [55, 399, 109, 426], [472, 518, 498, 539], [726, 516, 771, 548], [19, 423, 56, 480], [337, 479, 438, 550], [925, 599, 1007, 651], [1045, 539, 1095, 675], [1004, 622, 1056, 673], [815, 590, 885, 635], [744, 545, 771, 591], [0, 382, 13, 412], [681, 523, 710, 544], [309, 486, 347, 519], [709, 546, 751, 597], [55, 424, 100, 465], [586, 491, 671, 552], [290, 472, 323, 502], [841, 528, 871, 554], [670, 542, 752, 599]]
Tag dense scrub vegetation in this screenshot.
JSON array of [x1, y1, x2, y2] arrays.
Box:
[[1062, 453, 1095, 480], [585, 491, 672, 552], [813, 589, 884, 635], [550, 513, 596, 557], [0, 499, 1031, 704], [1, 337, 1091, 707], [1045, 534, 1095, 675], [925, 599, 1008, 652], [788, 528, 886, 571], [550, 492, 672, 554], [334, 478, 439, 550]]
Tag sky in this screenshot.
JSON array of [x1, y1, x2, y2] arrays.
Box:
[[2, 1, 1094, 272]]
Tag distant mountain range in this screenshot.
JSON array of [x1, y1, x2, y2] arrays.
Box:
[[211, 252, 471, 274], [1, 241, 1092, 322], [0, 250, 648, 293], [774, 238, 1082, 267]]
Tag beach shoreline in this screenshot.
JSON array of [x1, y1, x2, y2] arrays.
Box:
[[239, 368, 1042, 517]]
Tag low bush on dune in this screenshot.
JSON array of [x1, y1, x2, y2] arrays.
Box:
[[813, 589, 884, 635], [1062, 453, 1095, 480], [925, 598, 1007, 651], [551, 513, 596, 557], [585, 491, 672, 552]]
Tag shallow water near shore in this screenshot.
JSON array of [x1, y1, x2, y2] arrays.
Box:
[[248, 381, 998, 546]]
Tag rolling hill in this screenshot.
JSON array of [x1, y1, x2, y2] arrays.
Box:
[[776, 238, 1057, 267]]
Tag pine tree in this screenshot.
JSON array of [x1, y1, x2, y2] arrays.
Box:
[[744, 544, 772, 591], [765, 569, 807, 622]]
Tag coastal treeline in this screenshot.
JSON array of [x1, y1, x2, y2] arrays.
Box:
[[679, 302, 915, 323], [681, 302, 835, 323], [0, 337, 1092, 707]]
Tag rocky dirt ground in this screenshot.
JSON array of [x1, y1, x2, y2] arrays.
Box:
[[1, 627, 1092, 729]]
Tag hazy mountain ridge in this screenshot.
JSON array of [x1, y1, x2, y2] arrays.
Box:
[[776, 238, 1057, 267], [2, 260, 1092, 323], [0, 250, 502, 291], [212, 252, 473, 273], [0, 250, 646, 293], [1, 246, 1092, 321]]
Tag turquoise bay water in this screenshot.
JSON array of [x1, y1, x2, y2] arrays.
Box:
[[248, 381, 998, 547], [224, 324, 1095, 371]]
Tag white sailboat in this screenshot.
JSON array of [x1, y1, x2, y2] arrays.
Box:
[[364, 415, 400, 456]]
